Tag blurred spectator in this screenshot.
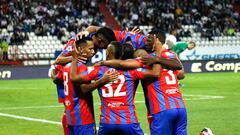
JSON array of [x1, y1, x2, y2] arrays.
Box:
[[0, 38, 9, 61], [107, 0, 240, 38], [0, 0, 104, 43]]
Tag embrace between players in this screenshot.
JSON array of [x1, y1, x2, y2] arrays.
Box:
[[50, 26, 187, 135]]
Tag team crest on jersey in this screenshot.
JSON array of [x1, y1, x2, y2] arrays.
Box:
[[65, 100, 71, 106]]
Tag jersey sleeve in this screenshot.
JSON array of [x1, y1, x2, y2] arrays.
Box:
[[62, 38, 75, 56], [82, 66, 100, 81], [161, 51, 177, 59], [131, 68, 146, 80]]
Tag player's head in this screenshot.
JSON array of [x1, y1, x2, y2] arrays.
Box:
[[94, 27, 117, 49], [164, 35, 177, 50], [145, 29, 166, 53], [188, 41, 196, 50], [133, 49, 148, 58], [106, 41, 134, 60], [75, 36, 95, 59], [170, 28, 177, 36]]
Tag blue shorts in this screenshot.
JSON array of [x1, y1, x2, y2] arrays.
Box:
[[68, 123, 95, 135], [151, 108, 187, 135], [98, 123, 144, 135]]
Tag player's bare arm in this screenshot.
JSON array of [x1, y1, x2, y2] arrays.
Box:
[[141, 54, 182, 70], [54, 54, 73, 65], [79, 71, 119, 93], [99, 59, 142, 69], [142, 37, 162, 78]]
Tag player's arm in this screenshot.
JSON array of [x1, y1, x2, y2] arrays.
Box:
[[70, 54, 89, 83], [99, 59, 142, 69], [54, 53, 73, 65], [79, 71, 118, 93], [141, 38, 162, 78], [85, 25, 101, 33], [176, 54, 185, 80]]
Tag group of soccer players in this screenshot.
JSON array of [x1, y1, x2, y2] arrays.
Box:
[[49, 25, 187, 135]]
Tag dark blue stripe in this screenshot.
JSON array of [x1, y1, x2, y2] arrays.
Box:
[[56, 83, 65, 98], [131, 34, 138, 49], [168, 96, 176, 109], [123, 33, 131, 43], [124, 71, 136, 123], [176, 96, 185, 108], [66, 110, 72, 125], [139, 35, 145, 48], [153, 80, 166, 111], [119, 110, 126, 124], [73, 97, 81, 125], [109, 110, 116, 124], [98, 66, 107, 123]]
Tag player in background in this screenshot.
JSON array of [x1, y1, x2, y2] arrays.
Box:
[[49, 64, 68, 135], [62, 36, 118, 135], [70, 40, 162, 135], [172, 41, 196, 56]]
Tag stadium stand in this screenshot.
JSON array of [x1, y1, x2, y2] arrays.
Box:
[[0, 0, 240, 65]]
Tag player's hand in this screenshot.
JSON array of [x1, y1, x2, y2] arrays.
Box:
[[154, 37, 163, 53], [71, 48, 80, 60], [77, 56, 87, 63], [75, 31, 89, 40], [94, 61, 104, 66], [126, 26, 141, 34], [101, 70, 119, 84], [140, 56, 158, 66]]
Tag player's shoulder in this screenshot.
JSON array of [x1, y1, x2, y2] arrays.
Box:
[[161, 50, 176, 59]]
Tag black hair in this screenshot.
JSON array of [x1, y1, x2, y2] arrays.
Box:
[[149, 28, 166, 43], [96, 27, 116, 43], [75, 35, 92, 47], [110, 41, 134, 60]]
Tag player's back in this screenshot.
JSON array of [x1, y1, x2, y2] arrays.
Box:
[[144, 50, 185, 114], [89, 66, 143, 124], [63, 63, 95, 126], [114, 30, 146, 49]]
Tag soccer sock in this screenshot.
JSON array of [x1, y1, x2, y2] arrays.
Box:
[[62, 111, 69, 135]]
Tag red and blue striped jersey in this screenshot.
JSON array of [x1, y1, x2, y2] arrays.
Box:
[[141, 50, 185, 115], [54, 64, 65, 103], [114, 31, 146, 49], [62, 38, 75, 56], [83, 66, 145, 124], [62, 62, 95, 126]]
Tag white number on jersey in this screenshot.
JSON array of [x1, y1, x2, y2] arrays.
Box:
[[165, 70, 177, 85], [102, 75, 126, 97], [63, 72, 69, 96]]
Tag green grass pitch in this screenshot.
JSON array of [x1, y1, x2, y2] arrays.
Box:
[[0, 72, 239, 135]]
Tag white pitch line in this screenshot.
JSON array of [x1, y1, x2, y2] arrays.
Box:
[[0, 105, 62, 110], [0, 112, 62, 125]]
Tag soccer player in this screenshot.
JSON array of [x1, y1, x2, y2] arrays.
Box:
[[141, 48, 187, 135], [99, 34, 186, 135], [70, 40, 162, 135], [54, 27, 117, 65], [62, 36, 118, 135], [172, 41, 196, 56], [50, 64, 68, 135]]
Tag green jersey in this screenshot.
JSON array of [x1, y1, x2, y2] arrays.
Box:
[[0, 41, 9, 52], [172, 41, 188, 56]]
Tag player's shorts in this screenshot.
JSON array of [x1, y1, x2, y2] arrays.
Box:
[[98, 123, 144, 135], [68, 123, 95, 135], [151, 108, 187, 135]]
